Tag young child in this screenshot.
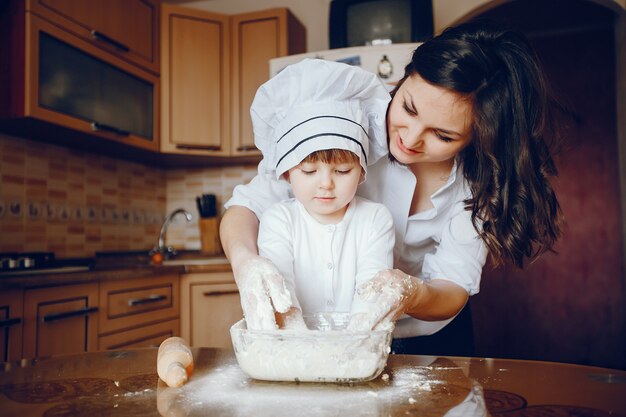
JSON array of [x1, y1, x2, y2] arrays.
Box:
[[252, 59, 395, 327]]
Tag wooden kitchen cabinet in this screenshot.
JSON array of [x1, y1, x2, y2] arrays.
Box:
[[98, 274, 180, 350], [230, 9, 306, 156], [160, 5, 231, 155], [180, 271, 243, 349], [0, 290, 23, 362], [22, 283, 99, 359], [0, 1, 159, 152], [99, 319, 179, 350], [160, 6, 305, 157], [25, 0, 160, 74]]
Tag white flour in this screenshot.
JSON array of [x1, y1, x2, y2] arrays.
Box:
[[156, 360, 488, 417], [230, 314, 393, 382]]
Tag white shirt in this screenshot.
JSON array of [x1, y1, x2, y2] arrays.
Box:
[[226, 156, 488, 338], [258, 197, 394, 314]]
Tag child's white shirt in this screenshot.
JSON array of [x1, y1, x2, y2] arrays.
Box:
[[258, 196, 394, 314]]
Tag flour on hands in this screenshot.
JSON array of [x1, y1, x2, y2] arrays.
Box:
[[348, 269, 424, 331], [236, 257, 294, 330]]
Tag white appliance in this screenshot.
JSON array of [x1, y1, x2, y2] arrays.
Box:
[[269, 43, 420, 92]]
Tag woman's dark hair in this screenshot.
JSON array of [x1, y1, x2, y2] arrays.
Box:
[[392, 20, 564, 268]]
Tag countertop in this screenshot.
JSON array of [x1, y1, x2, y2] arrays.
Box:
[[0, 251, 231, 289], [0, 347, 624, 417]]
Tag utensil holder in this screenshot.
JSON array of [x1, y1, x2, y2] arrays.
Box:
[[199, 217, 222, 255]]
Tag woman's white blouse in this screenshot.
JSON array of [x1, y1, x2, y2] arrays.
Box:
[[258, 197, 394, 315], [225, 156, 488, 338]]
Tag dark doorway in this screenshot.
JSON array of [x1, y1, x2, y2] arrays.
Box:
[[465, 0, 625, 370]]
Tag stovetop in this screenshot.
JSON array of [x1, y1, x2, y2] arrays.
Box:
[[0, 252, 94, 277]]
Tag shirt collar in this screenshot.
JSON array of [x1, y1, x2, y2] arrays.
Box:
[[409, 157, 463, 220]]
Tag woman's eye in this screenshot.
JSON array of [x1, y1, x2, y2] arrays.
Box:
[[402, 101, 416, 115], [434, 132, 454, 143]]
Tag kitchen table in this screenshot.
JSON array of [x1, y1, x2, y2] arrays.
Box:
[[0, 347, 624, 417]]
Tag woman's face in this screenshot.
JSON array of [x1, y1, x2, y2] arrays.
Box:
[[387, 74, 473, 166]]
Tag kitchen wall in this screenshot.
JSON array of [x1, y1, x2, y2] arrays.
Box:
[[164, 165, 257, 250], [0, 133, 166, 257], [0, 133, 257, 256]]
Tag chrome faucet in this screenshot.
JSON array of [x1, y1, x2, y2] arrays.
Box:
[[152, 208, 193, 256]]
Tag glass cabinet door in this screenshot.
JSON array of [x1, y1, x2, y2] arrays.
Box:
[[39, 32, 154, 140]]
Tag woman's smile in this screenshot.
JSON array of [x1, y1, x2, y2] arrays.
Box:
[[396, 135, 421, 155]]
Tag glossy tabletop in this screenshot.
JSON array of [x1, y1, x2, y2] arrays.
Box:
[[0, 348, 624, 417]]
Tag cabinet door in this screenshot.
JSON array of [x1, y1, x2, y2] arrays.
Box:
[[161, 5, 231, 155], [27, 0, 160, 74], [181, 272, 243, 349], [23, 283, 98, 358], [0, 290, 23, 362], [1, 12, 159, 152], [230, 8, 306, 157]]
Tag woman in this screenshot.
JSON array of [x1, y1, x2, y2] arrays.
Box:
[[220, 20, 563, 354]]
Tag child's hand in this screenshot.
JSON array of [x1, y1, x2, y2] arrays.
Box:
[[235, 256, 293, 330], [348, 269, 424, 331], [275, 307, 308, 330]]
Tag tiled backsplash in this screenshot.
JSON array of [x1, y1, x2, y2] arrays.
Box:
[[165, 165, 257, 250], [0, 134, 257, 257]]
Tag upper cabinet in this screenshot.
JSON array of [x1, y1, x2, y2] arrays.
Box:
[[161, 5, 231, 155], [0, 0, 160, 152], [26, 0, 160, 74], [230, 9, 306, 156], [161, 5, 306, 157]]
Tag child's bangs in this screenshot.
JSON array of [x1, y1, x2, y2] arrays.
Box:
[[302, 149, 359, 164]]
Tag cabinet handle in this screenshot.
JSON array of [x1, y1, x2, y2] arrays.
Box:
[[203, 290, 239, 296], [236, 145, 258, 152], [90, 30, 130, 52], [91, 122, 130, 136], [0, 317, 21, 328], [175, 144, 222, 151], [128, 294, 168, 306], [42, 307, 99, 323]]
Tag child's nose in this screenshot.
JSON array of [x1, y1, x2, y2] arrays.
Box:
[[319, 173, 334, 189]]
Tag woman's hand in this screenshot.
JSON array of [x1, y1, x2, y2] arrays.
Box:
[[349, 269, 424, 331], [235, 256, 306, 330]]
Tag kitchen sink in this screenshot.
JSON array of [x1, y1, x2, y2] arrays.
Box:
[[93, 250, 229, 268], [162, 257, 228, 266]]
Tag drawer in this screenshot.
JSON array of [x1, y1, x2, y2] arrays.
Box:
[[99, 275, 179, 335], [99, 319, 179, 350]]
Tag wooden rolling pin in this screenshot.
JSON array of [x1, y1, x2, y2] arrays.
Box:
[[157, 337, 194, 387]]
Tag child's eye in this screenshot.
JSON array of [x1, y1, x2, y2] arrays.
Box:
[[335, 169, 352, 175], [301, 169, 316, 175]]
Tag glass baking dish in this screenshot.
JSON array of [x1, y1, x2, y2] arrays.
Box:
[[230, 312, 392, 383]]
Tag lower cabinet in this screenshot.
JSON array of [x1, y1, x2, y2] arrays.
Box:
[[180, 272, 243, 349], [98, 275, 180, 350], [23, 283, 99, 358], [0, 290, 23, 362], [99, 319, 179, 350]]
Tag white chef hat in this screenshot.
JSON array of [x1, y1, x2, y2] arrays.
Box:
[[251, 58, 390, 180]]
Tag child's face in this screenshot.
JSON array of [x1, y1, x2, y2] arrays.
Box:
[[287, 159, 362, 224]]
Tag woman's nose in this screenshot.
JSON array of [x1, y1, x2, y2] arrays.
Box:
[[402, 123, 425, 149]]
